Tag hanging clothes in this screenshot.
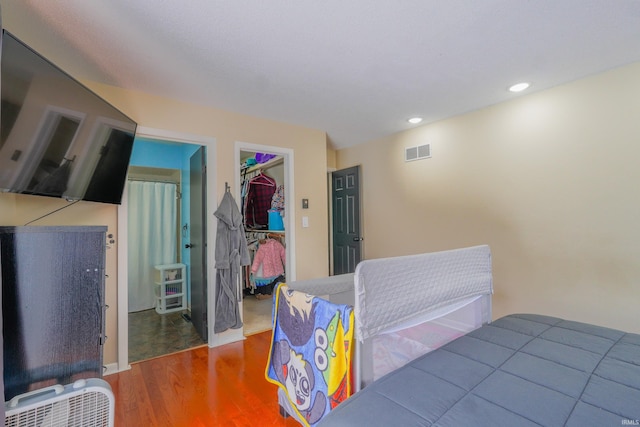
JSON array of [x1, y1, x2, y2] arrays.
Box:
[[271, 184, 285, 211], [251, 238, 286, 278], [244, 172, 277, 229], [214, 190, 251, 334], [251, 238, 286, 298]]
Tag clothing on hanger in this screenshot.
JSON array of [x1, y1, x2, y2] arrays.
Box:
[[251, 238, 286, 279], [271, 184, 285, 211], [244, 172, 277, 228]]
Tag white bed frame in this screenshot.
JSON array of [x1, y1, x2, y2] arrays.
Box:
[[280, 245, 493, 419], [352, 245, 493, 390]]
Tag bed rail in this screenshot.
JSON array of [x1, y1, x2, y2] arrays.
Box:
[[353, 245, 493, 389]]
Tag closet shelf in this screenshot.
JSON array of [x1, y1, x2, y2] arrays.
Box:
[[246, 229, 285, 234], [243, 156, 283, 174]]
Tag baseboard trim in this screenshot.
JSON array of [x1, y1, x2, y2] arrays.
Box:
[[103, 362, 131, 376]]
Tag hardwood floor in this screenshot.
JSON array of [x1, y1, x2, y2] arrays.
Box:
[[105, 330, 300, 427]]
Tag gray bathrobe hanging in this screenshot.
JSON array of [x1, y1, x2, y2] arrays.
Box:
[[213, 190, 250, 333]]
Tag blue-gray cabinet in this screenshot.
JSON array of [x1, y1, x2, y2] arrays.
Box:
[[1, 226, 107, 401]]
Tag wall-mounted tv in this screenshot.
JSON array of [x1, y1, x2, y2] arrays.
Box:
[[0, 30, 136, 205]]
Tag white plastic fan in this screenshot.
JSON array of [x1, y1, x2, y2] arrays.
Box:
[[4, 379, 114, 427]]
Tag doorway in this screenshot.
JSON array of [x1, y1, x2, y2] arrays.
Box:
[[115, 128, 215, 370], [126, 165, 205, 363], [125, 139, 207, 363], [234, 142, 295, 337]]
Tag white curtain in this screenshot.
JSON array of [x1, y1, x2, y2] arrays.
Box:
[[128, 181, 178, 312]]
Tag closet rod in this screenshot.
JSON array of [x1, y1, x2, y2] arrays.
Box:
[[246, 228, 284, 234], [246, 230, 285, 239]]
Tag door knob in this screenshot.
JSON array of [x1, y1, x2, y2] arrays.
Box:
[[353, 237, 363, 242], [185, 243, 193, 248]]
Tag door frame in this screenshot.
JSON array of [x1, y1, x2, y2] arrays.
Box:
[[234, 141, 296, 282], [234, 142, 296, 334], [327, 168, 336, 275], [116, 127, 216, 372]]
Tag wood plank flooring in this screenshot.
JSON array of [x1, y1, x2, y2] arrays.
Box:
[[105, 331, 301, 427]]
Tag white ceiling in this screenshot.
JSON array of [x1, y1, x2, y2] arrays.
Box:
[[3, 1, 640, 149]]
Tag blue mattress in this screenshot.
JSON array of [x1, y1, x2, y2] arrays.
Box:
[[318, 314, 640, 426]]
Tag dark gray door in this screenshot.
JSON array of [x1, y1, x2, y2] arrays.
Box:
[[332, 165, 362, 274], [189, 146, 208, 342]]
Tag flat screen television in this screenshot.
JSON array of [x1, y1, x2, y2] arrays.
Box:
[[0, 30, 136, 204]]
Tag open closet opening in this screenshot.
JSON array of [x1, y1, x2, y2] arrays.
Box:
[[239, 149, 288, 336]]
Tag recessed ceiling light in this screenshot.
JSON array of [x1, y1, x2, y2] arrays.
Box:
[[509, 82, 530, 93], [407, 117, 423, 124]]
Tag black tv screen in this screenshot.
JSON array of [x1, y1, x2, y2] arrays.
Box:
[[0, 30, 136, 204]]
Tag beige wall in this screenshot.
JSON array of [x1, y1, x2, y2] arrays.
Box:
[[1, 84, 330, 365], [337, 61, 640, 334], [327, 146, 337, 170], [88, 82, 330, 279]]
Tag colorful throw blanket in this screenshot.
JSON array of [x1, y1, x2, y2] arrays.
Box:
[[266, 283, 354, 426]]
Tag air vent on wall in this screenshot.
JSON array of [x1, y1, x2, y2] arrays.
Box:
[[405, 144, 431, 162]]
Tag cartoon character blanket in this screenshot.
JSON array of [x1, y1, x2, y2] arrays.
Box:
[[265, 283, 354, 426]]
